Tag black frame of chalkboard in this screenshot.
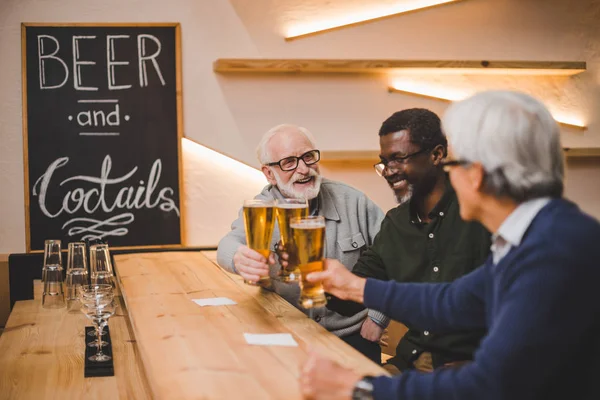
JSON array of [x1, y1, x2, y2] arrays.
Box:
[[21, 23, 186, 252]]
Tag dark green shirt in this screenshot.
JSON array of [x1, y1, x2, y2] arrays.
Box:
[[353, 181, 491, 370]]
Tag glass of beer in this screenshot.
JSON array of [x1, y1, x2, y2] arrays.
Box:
[[291, 216, 327, 308], [275, 198, 308, 282], [242, 199, 276, 285]]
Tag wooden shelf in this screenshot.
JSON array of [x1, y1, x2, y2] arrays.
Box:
[[214, 59, 586, 76], [322, 148, 600, 162], [563, 148, 600, 157]]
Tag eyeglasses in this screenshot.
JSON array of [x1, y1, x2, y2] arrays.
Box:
[[373, 148, 430, 176], [440, 159, 470, 172], [265, 150, 321, 172]]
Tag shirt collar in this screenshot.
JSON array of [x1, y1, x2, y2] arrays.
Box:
[[318, 182, 341, 221], [270, 180, 340, 221], [494, 197, 552, 248], [409, 175, 454, 224]]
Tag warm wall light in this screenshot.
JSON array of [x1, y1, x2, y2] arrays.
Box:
[[285, 0, 462, 40], [388, 81, 587, 130], [182, 138, 266, 182]]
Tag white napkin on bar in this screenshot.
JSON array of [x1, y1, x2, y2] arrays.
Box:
[[192, 297, 237, 307], [243, 333, 298, 347]]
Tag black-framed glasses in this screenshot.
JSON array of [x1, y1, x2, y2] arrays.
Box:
[[440, 159, 470, 172], [265, 149, 321, 171], [373, 148, 430, 176]]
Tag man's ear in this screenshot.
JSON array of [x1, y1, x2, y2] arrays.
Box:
[[262, 165, 278, 185], [431, 144, 446, 166], [469, 162, 486, 192]]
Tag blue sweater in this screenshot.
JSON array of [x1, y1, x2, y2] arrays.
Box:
[[365, 199, 600, 400]]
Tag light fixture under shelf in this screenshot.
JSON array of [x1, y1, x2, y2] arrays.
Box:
[[213, 59, 586, 76], [388, 84, 587, 130], [284, 0, 463, 41]]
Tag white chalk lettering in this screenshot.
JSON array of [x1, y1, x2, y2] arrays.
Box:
[[62, 213, 135, 240], [38, 35, 69, 89], [32, 155, 179, 240], [72, 36, 98, 91], [106, 35, 132, 90], [137, 34, 166, 87]]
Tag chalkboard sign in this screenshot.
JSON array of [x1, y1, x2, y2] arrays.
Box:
[[21, 23, 184, 252]]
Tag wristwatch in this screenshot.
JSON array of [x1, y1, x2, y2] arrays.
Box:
[[352, 375, 375, 400]]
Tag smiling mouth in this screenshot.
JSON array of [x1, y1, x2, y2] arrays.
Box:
[[295, 177, 313, 185], [389, 179, 408, 190]]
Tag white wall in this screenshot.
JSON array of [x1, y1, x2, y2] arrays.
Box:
[[1, 0, 599, 252]]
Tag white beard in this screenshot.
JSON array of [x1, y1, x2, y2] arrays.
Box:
[[273, 168, 322, 200], [395, 184, 414, 205]]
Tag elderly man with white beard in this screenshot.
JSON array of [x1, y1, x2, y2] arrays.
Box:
[[217, 124, 385, 363]]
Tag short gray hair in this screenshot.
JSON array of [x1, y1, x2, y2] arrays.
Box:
[[256, 124, 317, 165], [442, 90, 564, 202]]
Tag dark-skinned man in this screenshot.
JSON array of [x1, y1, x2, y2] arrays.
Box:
[[344, 109, 491, 374]]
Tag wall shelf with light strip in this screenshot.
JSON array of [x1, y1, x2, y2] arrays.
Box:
[[387, 86, 587, 129], [321, 148, 600, 163], [213, 59, 586, 76]]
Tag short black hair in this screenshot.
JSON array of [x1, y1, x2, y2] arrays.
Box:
[[379, 108, 448, 153]]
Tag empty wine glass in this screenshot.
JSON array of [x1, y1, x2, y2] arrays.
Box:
[[92, 300, 117, 348], [79, 288, 114, 362], [79, 284, 113, 337]]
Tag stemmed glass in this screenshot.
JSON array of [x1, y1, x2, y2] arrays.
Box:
[[79, 285, 114, 360]]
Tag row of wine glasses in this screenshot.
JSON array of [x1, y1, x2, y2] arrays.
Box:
[[42, 240, 115, 309], [79, 284, 118, 362]]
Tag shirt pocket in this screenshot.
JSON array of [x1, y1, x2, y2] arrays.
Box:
[[337, 233, 366, 252]]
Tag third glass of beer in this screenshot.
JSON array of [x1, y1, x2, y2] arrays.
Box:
[[291, 216, 327, 308], [243, 199, 275, 285], [275, 198, 308, 282]]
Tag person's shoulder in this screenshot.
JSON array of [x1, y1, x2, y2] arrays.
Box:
[[535, 199, 599, 234], [527, 198, 600, 257], [320, 178, 374, 203], [256, 183, 277, 199], [385, 202, 408, 218], [320, 178, 363, 195]]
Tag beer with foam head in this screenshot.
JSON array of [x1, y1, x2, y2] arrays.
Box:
[[243, 199, 275, 285], [291, 216, 327, 308], [275, 198, 308, 282]]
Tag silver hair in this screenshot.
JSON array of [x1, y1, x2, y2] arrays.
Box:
[[442, 90, 564, 202], [255, 124, 317, 164]]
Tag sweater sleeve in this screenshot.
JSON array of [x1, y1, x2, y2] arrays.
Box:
[[368, 236, 599, 400], [216, 206, 246, 274], [364, 264, 487, 333], [353, 213, 393, 328]]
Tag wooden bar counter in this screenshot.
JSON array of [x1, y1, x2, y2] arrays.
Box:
[[115, 251, 387, 399], [0, 296, 151, 399], [0, 251, 386, 399]]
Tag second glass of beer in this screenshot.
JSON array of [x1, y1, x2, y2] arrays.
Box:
[[275, 198, 308, 282], [242, 199, 276, 285], [291, 216, 328, 308]]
